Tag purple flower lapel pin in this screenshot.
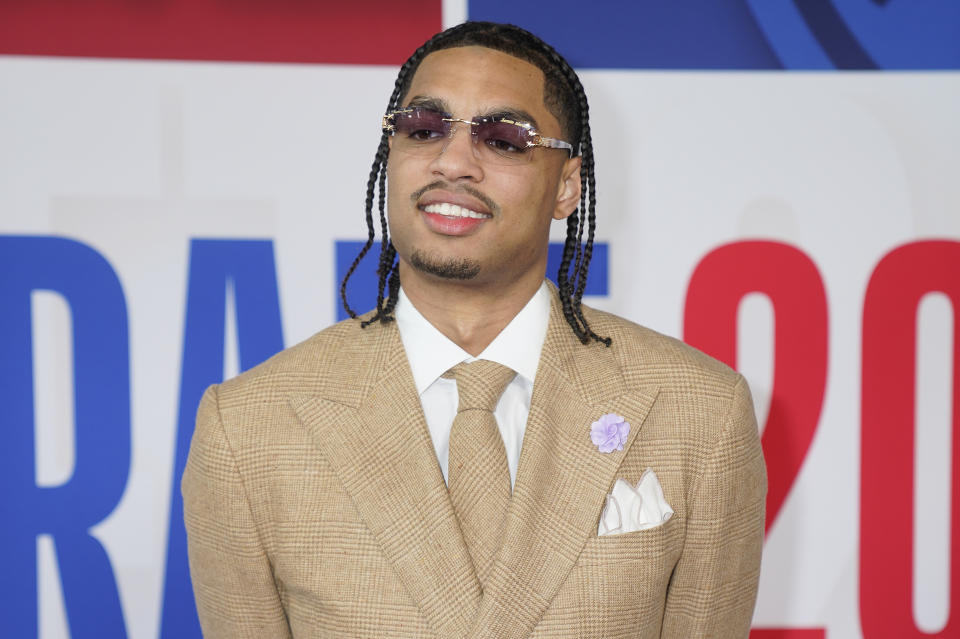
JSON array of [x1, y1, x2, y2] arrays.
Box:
[[590, 413, 630, 453]]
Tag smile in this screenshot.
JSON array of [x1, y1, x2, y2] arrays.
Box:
[[422, 203, 490, 219]]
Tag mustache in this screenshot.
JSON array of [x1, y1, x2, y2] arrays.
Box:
[[410, 181, 501, 216]]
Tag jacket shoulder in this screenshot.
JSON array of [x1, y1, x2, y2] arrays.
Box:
[[214, 315, 375, 407], [583, 305, 743, 399]]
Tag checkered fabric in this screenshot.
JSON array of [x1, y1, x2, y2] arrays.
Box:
[[446, 361, 516, 588], [182, 282, 766, 638]]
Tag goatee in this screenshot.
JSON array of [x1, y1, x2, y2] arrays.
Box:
[[409, 250, 481, 280]]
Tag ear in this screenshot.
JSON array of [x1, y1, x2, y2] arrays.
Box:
[[553, 155, 582, 220]]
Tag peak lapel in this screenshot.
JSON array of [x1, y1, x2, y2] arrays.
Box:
[[291, 320, 481, 639], [468, 297, 660, 639]]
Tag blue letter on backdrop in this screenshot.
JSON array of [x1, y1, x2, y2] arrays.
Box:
[[0, 236, 131, 637], [161, 239, 285, 638]]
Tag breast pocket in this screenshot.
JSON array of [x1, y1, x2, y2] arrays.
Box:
[[577, 515, 683, 567], [546, 517, 683, 637]]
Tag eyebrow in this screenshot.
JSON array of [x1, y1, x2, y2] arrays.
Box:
[[405, 95, 449, 113], [404, 95, 543, 131]]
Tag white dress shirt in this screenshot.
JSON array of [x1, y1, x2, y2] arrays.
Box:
[[395, 281, 551, 488]]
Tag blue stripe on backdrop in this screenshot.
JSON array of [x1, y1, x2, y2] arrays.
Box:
[[467, 0, 960, 70], [336, 241, 609, 322], [469, 0, 782, 69]]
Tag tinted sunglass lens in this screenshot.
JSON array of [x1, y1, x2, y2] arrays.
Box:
[[476, 121, 532, 156], [394, 109, 447, 141]]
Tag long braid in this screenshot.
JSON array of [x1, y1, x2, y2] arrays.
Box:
[[340, 21, 610, 346], [573, 103, 606, 344], [339, 136, 387, 320], [363, 158, 393, 327], [538, 39, 610, 346], [567, 76, 589, 300]]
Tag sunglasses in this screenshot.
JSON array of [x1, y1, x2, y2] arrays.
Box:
[[382, 106, 575, 165]]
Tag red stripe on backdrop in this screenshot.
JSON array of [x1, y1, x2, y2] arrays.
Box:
[[0, 0, 441, 64]]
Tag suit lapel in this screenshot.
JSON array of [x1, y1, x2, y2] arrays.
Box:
[[468, 298, 660, 639], [291, 320, 481, 639]]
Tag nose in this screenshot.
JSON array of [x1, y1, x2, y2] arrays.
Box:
[[430, 121, 485, 182]]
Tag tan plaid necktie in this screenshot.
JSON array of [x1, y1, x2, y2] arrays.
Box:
[[446, 360, 516, 588]]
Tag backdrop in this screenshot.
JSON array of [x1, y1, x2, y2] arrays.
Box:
[[1, 1, 958, 638]]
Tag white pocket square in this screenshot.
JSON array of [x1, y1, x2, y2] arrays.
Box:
[[598, 468, 674, 536]]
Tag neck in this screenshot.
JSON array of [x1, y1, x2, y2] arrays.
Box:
[[400, 266, 544, 356]]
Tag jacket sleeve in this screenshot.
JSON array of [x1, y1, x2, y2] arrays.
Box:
[[182, 385, 293, 638], [660, 375, 767, 638]]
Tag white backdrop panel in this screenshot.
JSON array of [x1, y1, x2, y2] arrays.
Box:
[[0, 56, 957, 638]]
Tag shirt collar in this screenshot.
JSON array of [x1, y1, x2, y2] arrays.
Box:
[[396, 280, 552, 395]]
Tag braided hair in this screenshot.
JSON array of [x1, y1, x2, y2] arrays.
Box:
[[339, 21, 610, 346]]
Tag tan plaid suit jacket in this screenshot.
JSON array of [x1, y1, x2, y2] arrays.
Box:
[[183, 291, 766, 638]]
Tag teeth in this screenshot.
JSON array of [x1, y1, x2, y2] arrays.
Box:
[[423, 203, 487, 219]]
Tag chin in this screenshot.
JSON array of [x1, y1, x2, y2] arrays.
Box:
[[409, 250, 481, 280]]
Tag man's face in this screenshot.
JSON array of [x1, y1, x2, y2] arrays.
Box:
[[386, 45, 581, 291]]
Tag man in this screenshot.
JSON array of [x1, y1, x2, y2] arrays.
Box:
[[183, 21, 766, 638]]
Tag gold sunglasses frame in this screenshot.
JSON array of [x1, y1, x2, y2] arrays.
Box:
[[382, 107, 575, 157]]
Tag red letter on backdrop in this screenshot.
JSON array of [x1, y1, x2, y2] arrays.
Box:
[[684, 240, 828, 535], [685, 240, 828, 639], [861, 240, 960, 638]]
